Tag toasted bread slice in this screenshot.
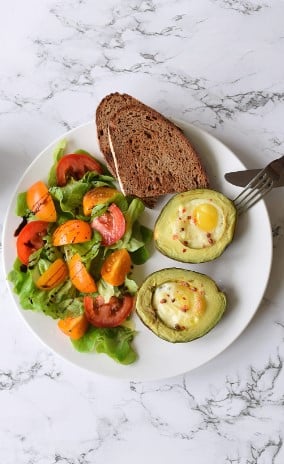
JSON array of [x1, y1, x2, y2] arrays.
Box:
[[108, 104, 209, 199], [96, 92, 159, 207], [96, 92, 150, 175]]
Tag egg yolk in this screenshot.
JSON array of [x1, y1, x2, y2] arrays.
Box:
[[193, 203, 218, 232], [173, 283, 206, 316]]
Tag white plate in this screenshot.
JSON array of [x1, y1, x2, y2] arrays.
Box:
[[2, 120, 272, 381]]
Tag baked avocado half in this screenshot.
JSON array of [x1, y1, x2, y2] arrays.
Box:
[[154, 189, 237, 263], [136, 268, 226, 343]]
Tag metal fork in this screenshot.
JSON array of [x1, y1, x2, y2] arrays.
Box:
[[233, 156, 284, 214]]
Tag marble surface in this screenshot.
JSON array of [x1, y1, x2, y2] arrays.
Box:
[[1, 0, 284, 462]]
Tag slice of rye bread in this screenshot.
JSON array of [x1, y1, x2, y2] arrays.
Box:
[[96, 92, 150, 175], [108, 104, 209, 199], [96, 92, 159, 207]]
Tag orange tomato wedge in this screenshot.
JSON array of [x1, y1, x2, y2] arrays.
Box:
[[83, 187, 119, 216], [36, 258, 68, 290], [53, 220, 92, 246], [68, 253, 97, 293], [27, 180, 57, 222], [58, 313, 89, 340], [101, 248, 132, 286]]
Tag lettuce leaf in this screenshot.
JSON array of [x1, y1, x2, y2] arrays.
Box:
[[50, 172, 118, 219], [124, 198, 145, 241], [15, 192, 29, 217], [50, 180, 90, 218], [71, 325, 137, 364], [97, 278, 120, 300], [28, 233, 62, 269], [130, 224, 153, 264], [48, 139, 68, 187], [63, 231, 101, 265], [124, 276, 138, 294], [130, 246, 150, 265], [8, 258, 82, 319]]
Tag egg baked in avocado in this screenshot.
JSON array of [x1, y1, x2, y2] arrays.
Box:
[[136, 268, 226, 343], [154, 189, 237, 263]]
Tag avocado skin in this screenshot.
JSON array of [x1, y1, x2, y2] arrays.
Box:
[[136, 268, 226, 343], [154, 189, 237, 264]]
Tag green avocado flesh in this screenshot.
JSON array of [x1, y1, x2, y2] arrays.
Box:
[[136, 268, 226, 343], [154, 189, 237, 263]]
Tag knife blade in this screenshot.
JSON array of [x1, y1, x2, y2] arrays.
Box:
[[225, 156, 284, 188]]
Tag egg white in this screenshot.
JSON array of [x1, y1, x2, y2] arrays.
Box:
[[172, 199, 225, 249], [152, 282, 203, 329]]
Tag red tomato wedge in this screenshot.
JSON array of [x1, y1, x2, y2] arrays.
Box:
[[53, 220, 92, 246], [26, 180, 57, 222], [17, 221, 48, 265], [56, 154, 103, 186], [84, 294, 134, 328], [91, 203, 126, 246]]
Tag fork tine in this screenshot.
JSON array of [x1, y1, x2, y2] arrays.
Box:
[[234, 172, 266, 206], [234, 170, 267, 202], [236, 180, 273, 214], [233, 172, 274, 214]]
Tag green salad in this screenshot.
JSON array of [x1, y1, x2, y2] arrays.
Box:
[[8, 140, 152, 365]]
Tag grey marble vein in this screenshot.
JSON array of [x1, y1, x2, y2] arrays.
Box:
[[0, 353, 61, 391], [127, 346, 284, 458], [213, 0, 268, 15]]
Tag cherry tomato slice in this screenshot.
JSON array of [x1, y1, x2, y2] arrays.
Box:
[[58, 313, 89, 340], [84, 294, 134, 328], [68, 253, 97, 293], [101, 249, 131, 286], [56, 154, 103, 186], [26, 180, 57, 222], [53, 220, 92, 246], [83, 187, 119, 216], [16, 221, 48, 265], [36, 258, 68, 290], [91, 203, 126, 246]]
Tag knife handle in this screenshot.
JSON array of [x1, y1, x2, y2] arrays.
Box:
[[269, 155, 284, 179]]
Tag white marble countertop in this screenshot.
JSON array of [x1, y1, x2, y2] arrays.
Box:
[[1, 1, 284, 462]]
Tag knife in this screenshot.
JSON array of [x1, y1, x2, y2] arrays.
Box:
[[225, 156, 284, 188]]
